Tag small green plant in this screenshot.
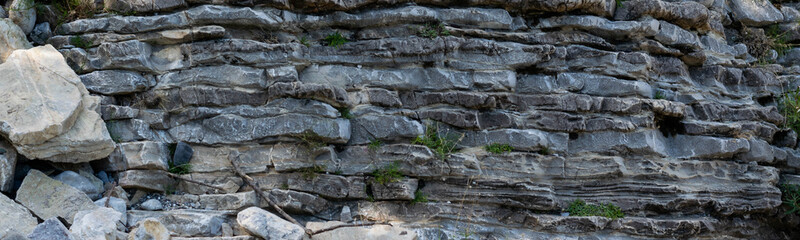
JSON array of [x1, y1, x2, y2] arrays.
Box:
[[412, 124, 462, 159], [70, 35, 91, 49], [653, 91, 666, 100], [411, 190, 428, 204], [337, 107, 352, 119], [280, 183, 290, 190], [372, 162, 403, 185], [615, 0, 626, 8], [780, 184, 800, 215], [163, 184, 177, 195], [300, 165, 326, 180], [416, 23, 450, 38], [324, 32, 348, 48], [168, 162, 192, 175], [538, 147, 551, 155], [779, 88, 800, 135], [299, 36, 311, 47], [766, 24, 795, 57], [299, 131, 326, 149], [565, 199, 624, 219], [484, 143, 513, 154], [368, 139, 383, 151]]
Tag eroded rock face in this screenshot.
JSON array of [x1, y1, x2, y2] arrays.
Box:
[[15, 170, 98, 225], [10, 0, 800, 239]]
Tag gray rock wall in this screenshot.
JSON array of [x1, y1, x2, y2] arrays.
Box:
[[3, 0, 800, 239]]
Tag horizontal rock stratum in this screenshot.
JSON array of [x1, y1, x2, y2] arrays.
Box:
[[1, 0, 800, 239]]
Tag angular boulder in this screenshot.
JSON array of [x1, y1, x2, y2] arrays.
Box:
[[128, 218, 170, 240], [0, 193, 38, 237], [27, 218, 78, 240], [729, 0, 783, 27], [0, 45, 116, 163], [0, 18, 31, 62], [237, 207, 305, 240], [15, 170, 98, 225], [7, 0, 36, 34], [69, 207, 124, 240]]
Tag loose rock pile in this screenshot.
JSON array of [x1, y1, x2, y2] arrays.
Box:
[[1, 0, 800, 239]]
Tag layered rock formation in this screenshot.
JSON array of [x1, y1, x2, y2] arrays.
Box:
[[1, 0, 800, 239]]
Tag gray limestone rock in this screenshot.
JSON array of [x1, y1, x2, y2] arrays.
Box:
[[729, 0, 784, 27], [127, 210, 229, 237], [80, 70, 155, 95], [0, 193, 38, 238], [348, 115, 423, 145], [30, 22, 52, 45], [0, 139, 16, 192], [140, 199, 164, 211], [52, 171, 104, 200], [27, 218, 78, 240]]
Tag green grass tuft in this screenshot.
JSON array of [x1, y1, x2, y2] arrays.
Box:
[[780, 184, 800, 215], [337, 107, 352, 119], [70, 35, 91, 49], [299, 131, 326, 149], [372, 162, 403, 185], [299, 36, 310, 47], [654, 91, 666, 100], [411, 190, 428, 204], [779, 89, 800, 136], [412, 124, 462, 159], [368, 139, 383, 151], [416, 23, 450, 38], [300, 165, 326, 180], [324, 32, 348, 48], [566, 199, 624, 219], [168, 162, 192, 175], [484, 143, 513, 154]]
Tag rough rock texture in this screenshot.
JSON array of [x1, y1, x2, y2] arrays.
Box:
[[0, 18, 31, 62], [69, 207, 124, 240], [237, 207, 304, 240], [128, 218, 170, 240], [6, 0, 36, 34], [15, 170, 98, 225], [0, 45, 115, 162], [0, 193, 38, 238], [27, 218, 78, 240], [3, 0, 800, 239]]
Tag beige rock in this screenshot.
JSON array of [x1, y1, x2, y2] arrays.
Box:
[[0, 45, 82, 146], [307, 221, 417, 240], [6, 0, 36, 34], [0, 192, 38, 237], [128, 218, 170, 240], [1, 45, 115, 162], [0, 18, 31, 62], [15, 170, 98, 225], [15, 95, 116, 162], [70, 207, 124, 240]]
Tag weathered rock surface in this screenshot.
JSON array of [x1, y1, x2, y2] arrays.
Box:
[[0, 193, 38, 238], [16, 170, 98, 225], [729, 0, 784, 27], [237, 207, 304, 240], [128, 218, 170, 240], [7, 0, 36, 34], [19, 0, 800, 238], [307, 221, 417, 240], [0, 140, 16, 192], [0, 18, 31, 62], [1, 45, 115, 162], [70, 207, 125, 240], [53, 170, 104, 200], [27, 218, 78, 240]]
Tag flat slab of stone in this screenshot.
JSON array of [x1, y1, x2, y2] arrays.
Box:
[[15, 170, 98, 225]]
